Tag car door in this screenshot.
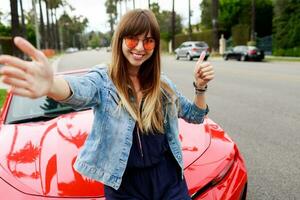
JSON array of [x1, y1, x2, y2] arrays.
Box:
[[233, 46, 241, 59], [178, 43, 186, 56]]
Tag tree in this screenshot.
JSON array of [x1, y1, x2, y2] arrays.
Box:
[[171, 0, 175, 51], [188, 0, 192, 40], [273, 0, 300, 50], [59, 12, 88, 49], [38, 0, 46, 48], [150, 3, 182, 42], [19, 0, 27, 39], [105, 0, 117, 38], [10, 0, 20, 56], [211, 0, 219, 51], [200, 0, 273, 39]]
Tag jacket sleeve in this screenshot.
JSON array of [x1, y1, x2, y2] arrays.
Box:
[[58, 67, 106, 109], [161, 74, 209, 124]]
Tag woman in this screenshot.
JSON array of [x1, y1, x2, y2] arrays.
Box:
[[0, 9, 214, 200]]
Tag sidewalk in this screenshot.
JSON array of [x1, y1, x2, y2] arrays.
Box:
[[0, 56, 61, 90]]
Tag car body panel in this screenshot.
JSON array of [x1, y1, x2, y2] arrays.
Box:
[[175, 41, 210, 60], [223, 45, 264, 61]]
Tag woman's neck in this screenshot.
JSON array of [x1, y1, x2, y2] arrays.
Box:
[[127, 63, 140, 77]]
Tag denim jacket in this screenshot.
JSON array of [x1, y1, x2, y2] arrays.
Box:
[[60, 66, 209, 190]]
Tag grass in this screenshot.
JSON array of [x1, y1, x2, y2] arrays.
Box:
[[0, 89, 7, 108], [265, 56, 300, 62]]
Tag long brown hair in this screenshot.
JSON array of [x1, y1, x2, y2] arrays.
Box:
[[109, 9, 174, 133]]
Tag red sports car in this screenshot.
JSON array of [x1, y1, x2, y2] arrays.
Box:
[[0, 70, 247, 200]]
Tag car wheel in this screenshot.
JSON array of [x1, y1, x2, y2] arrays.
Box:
[[187, 53, 192, 61], [240, 55, 246, 61], [224, 55, 228, 60], [176, 54, 179, 60]]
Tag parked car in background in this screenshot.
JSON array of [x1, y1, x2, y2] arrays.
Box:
[[0, 68, 247, 199], [223, 45, 264, 61], [65, 47, 79, 53], [175, 41, 210, 61]]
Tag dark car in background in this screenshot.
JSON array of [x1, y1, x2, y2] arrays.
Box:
[[175, 41, 210, 61], [223, 45, 264, 61]]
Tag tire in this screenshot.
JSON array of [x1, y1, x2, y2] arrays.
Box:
[[176, 54, 179, 60], [224, 55, 228, 60], [240, 55, 246, 61], [187, 53, 192, 61]]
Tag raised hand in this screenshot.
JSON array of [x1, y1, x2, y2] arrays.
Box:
[[194, 51, 214, 87], [0, 37, 53, 98]]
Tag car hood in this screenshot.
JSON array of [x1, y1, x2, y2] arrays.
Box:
[[0, 110, 210, 197]]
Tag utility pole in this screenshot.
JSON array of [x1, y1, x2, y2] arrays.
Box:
[[251, 0, 256, 41], [171, 0, 175, 51], [211, 0, 219, 52], [32, 0, 41, 49], [188, 0, 192, 40]]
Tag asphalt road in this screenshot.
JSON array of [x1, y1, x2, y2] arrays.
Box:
[[57, 49, 300, 200]]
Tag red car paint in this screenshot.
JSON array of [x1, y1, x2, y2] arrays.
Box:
[[0, 70, 247, 199]]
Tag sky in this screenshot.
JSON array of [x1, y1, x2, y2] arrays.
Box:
[[0, 0, 202, 32]]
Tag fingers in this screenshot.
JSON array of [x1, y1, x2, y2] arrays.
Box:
[[10, 87, 32, 98], [197, 51, 206, 65], [0, 55, 32, 72], [13, 37, 46, 62], [194, 51, 207, 74], [1, 76, 31, 89], [0, 65, 28, 80]]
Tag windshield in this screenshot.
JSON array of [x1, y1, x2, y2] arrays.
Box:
[[5, 96, 78, 124], [195, 42, 208, 47]]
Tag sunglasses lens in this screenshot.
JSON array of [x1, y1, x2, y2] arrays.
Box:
[[125, 37, 138, 49], [143, 38, 155, 51]]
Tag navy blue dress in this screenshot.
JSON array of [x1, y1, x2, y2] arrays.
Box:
[[104, 125, 191, 200]]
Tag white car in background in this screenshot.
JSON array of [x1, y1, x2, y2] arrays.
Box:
[[175, 41, 210, 61]]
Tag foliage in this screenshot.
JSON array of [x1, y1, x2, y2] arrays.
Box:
[[150, 3, 182, 42], [200, 0, 273, 38], [231, 24, 250, 46], [105, 0, 117, 37], [273, 47, 300, 57], [88, 33, 101, 48], [59, 12, 88, 49], [273, 0, 300, 51], [0, 36, 13, 55], [0, 89, 7, 108]]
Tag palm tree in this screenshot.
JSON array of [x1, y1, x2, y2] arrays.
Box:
[[188, 0, 192, 40], [38, 0, 46, 48], [19, 0, 27, 39], [10, 0, 20, 56], [211, 0, 219, 52], [44, 0, 52, 48], [171, 0, 175, 51]]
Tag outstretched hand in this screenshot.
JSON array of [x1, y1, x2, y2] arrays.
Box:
[[0, 37, 53, 98], [194, 51, 214, 87]]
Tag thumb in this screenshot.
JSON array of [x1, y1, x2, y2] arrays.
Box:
[[194, 51, 206, 74], [196, 51, 206, 65]]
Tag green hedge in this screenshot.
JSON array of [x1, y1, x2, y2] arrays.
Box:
[[0, 89, 7, 108], [231, 24, 250, 46], [0, 36, 13, 55], [273, 47, 300, 57]]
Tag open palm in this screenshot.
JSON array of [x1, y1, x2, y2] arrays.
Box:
[[0, 37, 53, 98]]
